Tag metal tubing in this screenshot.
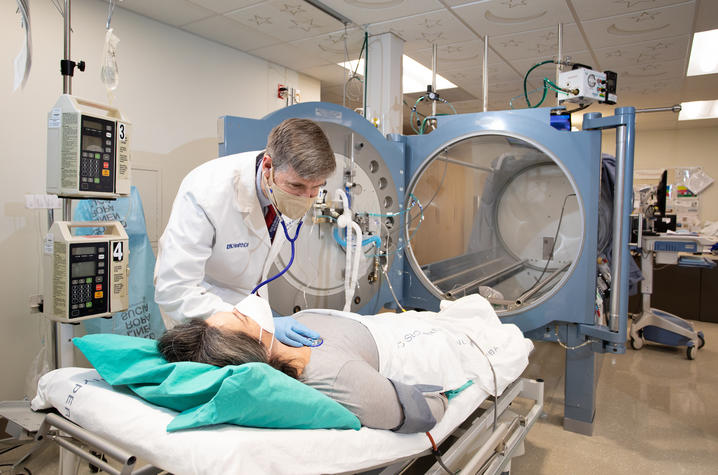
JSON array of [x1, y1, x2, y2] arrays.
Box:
[[483, 36, 489, 112], [636, 105, 681, 114], [63, 0, 71, 94], [53, 436, 122, 475], [445, 260, 526, 297], [515, 262, 570, 305], [45, 414, 137, 468], [431, 257, 504, 285], [63, 198, 71, 221], [609, 109, 636, 335], [431, 43, 438, 117], [434, 155, 493, 172], [556, 23, 563, 107]]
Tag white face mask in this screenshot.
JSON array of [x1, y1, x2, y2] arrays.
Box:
[[234, 294, 275, 354], [264, 168, 313, 220]]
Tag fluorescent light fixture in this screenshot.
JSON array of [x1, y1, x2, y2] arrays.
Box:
[[678, 100, 718, 120], [687, 29, 718, 76], [338, 55, 457, 94]]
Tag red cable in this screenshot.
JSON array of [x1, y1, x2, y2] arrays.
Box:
[[425, 431, 438, 452]]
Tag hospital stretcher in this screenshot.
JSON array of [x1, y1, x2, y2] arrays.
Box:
[[2, 367, 543, 474]]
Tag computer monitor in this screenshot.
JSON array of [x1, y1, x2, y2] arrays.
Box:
[[656, 169, 667, 217]]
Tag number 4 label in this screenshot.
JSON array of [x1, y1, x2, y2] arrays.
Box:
[[112, 241, 124, 261]]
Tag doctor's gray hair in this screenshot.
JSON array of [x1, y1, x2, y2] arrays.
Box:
[[157, 319, 300, 379], [266, 118, 336, 180]]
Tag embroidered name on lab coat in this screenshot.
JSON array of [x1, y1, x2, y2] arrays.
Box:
[[226, 242, 249, 249]]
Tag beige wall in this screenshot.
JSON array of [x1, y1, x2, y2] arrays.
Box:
[[0, 0, 319, 401], [602, 126, 718, 224]]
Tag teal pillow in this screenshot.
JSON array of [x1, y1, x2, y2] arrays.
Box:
[[73, 334, 360, 432]]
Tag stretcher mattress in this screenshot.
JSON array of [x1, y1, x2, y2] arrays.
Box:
[[33, 367, 491, 474]]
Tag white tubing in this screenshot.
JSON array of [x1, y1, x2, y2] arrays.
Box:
[[335, 189, 357, 311], [348, 219, 363, 309]]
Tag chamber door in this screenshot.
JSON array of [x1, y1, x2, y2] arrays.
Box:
[[267, 122, 400, 315], [405, 134, 582, 314]]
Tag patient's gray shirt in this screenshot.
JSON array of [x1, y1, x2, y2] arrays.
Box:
[[295, 313, 447, 431]]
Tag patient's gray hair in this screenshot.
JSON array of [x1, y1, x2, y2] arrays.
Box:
[[157, 319, 299, 379], [265, 118, 336, 180]]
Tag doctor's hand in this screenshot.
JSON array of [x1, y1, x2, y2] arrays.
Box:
[[273, 317, 320, 347]]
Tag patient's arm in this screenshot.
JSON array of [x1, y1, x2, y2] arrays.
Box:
[[332, 360, 447, 432]]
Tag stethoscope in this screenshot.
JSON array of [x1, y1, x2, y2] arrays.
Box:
[[251, 212, 303, 296], [250, 215, 324, 348]]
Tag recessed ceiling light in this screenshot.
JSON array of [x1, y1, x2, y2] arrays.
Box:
[[687, 29, 718, 76], [338, 55, 457, 94], [678, 100, 718, 120]]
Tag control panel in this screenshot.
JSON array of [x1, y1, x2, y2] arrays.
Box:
[[47, 94, 131, 199], [44, 221, 129, 322], [68, 243, 109, 318], [558, 68, 617, 106]]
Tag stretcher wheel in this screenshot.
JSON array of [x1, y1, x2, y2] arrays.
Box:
[[698, 333, 705, 350], [687, 345, 697, 360], [630, 335, 644, 350]]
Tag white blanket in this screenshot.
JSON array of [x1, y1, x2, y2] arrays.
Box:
[[33, 367, 492, 474], [298, 294, 534, 396]]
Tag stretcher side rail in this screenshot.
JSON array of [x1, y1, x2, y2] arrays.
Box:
[[349, 377, 544, 475], [7, 411, 161, 475]]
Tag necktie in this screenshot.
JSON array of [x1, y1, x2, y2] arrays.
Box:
[[265, 205, 278, 242]]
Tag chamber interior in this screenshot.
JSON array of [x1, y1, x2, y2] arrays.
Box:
[[407, 135, 582, 312]]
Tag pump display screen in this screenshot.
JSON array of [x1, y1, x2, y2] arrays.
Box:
[[83, 119, 104, 131], [71, 261, 96, 278], [83, 135, 103, 152], [72, 246, 96, 256]]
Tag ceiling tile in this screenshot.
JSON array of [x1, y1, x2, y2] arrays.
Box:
[[118, 0, 216, 27], [187, 0, 267, 14], [619, 58, 686, 83], [316, 0, 444, 25], [451, 0, 575, 37], [512, 51, 595, 73], [182, 15, 281, 51], [409, 40, 488, 72], [619, 78, 683, 98], [570, 0, 692, 22], [491, 24, 587, 60], [594, 35, 691, 69], [226, 0, 346, 43], [580, 2, 696, 49], [368, 10, 476, 51], [291, 27, 366, 65]]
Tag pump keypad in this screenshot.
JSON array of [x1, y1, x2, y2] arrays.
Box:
[[68, 244, 109, 318], [79, 116, 115, 193]]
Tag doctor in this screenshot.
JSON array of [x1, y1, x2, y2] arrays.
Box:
[[154, 118, 336, 347]]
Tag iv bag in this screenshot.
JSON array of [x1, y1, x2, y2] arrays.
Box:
[[100, 28, 120, 91]]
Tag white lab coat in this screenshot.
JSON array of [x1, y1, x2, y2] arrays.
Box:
[[154, 151, 291, 324]]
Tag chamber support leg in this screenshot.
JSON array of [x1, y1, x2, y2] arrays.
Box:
[[562, 325, 598, 436]]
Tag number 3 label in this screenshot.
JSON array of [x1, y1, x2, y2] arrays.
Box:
[[112, 241, 124, 261], [118, 123, 126, 142]]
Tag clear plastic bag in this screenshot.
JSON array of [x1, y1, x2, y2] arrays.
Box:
[[100, 28, 120, 92]]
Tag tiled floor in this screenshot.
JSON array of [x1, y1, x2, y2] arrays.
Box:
[[3, 321, 717, 474], [513, 319, 718, 475]]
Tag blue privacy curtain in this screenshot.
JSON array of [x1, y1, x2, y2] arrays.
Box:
[[74, 186, 165, 339]]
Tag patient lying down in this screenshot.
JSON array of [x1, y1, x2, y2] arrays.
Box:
[[158, 294, 533, 434]]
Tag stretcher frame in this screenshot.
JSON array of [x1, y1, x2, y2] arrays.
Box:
[[1, 378, 542, 475]]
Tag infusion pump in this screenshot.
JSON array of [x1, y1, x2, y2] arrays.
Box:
[[44, 221, 129, 322], [47, 94, 131, 199]]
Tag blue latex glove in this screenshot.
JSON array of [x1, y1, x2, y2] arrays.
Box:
[[273, 316, 320, 347]]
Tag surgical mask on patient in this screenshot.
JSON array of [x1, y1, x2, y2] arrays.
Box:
[[234, 294, 275, 354], [264, 168, 313, 220]]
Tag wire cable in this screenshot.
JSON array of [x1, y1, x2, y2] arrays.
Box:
[[525, 193, 576, 293]]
